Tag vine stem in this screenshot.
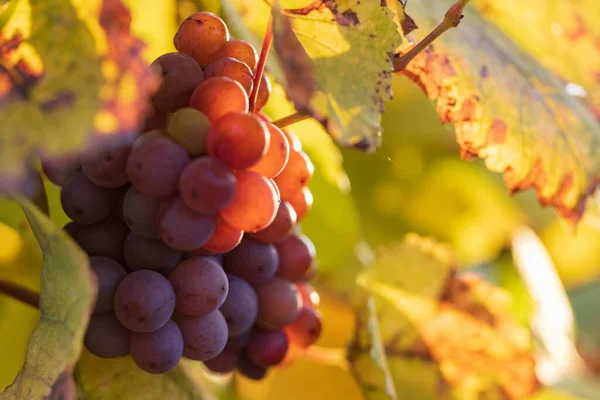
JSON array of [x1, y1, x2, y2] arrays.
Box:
[[0, 280, 40, 309], [393, 0, 469, 72], [249, 12, 274, 112], [272, 111, 310, 128]]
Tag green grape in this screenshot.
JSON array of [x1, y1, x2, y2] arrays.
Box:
[[167, 108, 211, 156]]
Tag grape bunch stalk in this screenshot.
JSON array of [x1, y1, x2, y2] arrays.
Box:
[[43, 11, 323, 378]]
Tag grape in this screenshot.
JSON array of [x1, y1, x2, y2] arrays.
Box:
[[249, 201, 297, 244], [41, 154, 80, 187], [237, 353, 267, 380], [296, 282, 320, 308], [0, 166, 44, 199], [246, 329, 289, 367], [124, 232, 182, 276], [173, 310, 228, 361], [222, 239, 279, 286], [149, 52, 204, 113], [202, 214, 243, 254], [135, 129, 170, 148], [84, 313, 131, 358], [255, 74, 271, 111], [90, 256, 128, 314], [287, 187, 313, 222], [204, 57, 254, 93], [159, 198, 216, 251], [63, 221, 82, 239], [183, 252, 223, 265], [81, 140, 133, 188], [283, 128, 302, 152], [219, 275, 258, 336], [284, 306, 322, 347], [203, 347, 239, 374], [61, 171, 117, 224], [275, 234, 316, 281], [188, 77, 249, 123], [174, 12, 229, 66], [127, 135, 190, 197], [256, 278, 301, 330], [274, 150, 314, 199], [248, 122, 290, 178], [179, 157, 236, 215], [226, 329, 252, 350], [129, 320, 183, 374], [168, 257, 228, 316], [76, 216, 129, 263], [122, 186, 162, 239], [112, 184, 129, 223], [114, 270, 176, 333], [142, 107, 169, 132], [220, 171, 278, 232], [207, 112, 269, 170], [216, 39, 258, 70], [167, 108, 211, 156]]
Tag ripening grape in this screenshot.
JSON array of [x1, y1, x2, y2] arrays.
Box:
[[274, 150, 314, 199], [168, 257, 229, 316], [129, 320, 184, 374], [249, 201, 297, 244], [124, 232, 182, 276], [220, 171, 278, 232], [283, 128, 302, 152], [114, 270, 176, 333], [61, 171, 117, 224], [179, 157, 236, 215], [237, 353, 267, 381], [207, 112, 269, 170], [167, 108, 211, 155], [296, 282, 320, 308], [222, 239, 279, 286], [256, 278, 301, 330], [174, 12, 229, 66], [204, 57, 254, 94], [287, 187, 313, 222], [248, 122, 290, 178], [219, 275, 258, 336], [255, 74, 271, 111], [76, 216, 129, 263], [174, 310, 228, 361], [216, 39, 258, 70], [127, 136, 190, 197], [121, 186, 162, 239], [201, 214, 243, 254], [150, 52, 204, 113], [246, 329, 289, 367], [226, 329, 252, 350], [275, 234, 316, 281], [189, 77, 249, 123], [81, 140, 133, 188], [159, 198, 216, 251], [284, 306, 322, 348], [41, 154, 80, 187], [84, 313, 131, 358], [90, 256, 128, 314], [203, 347, 240, 374]]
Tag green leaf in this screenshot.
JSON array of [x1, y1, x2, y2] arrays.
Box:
[[0, 0, 18, 31], [396, 0, 600, 223], [0, 198, 96, 399]]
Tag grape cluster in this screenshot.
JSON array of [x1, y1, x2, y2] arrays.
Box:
[[44, 11, 322, 378]]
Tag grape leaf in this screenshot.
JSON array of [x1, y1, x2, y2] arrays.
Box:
[[352, 234, 540, 399], [0, 198, 96, 399], [395, 0, 600, 223], [0, 0, 156, 189]]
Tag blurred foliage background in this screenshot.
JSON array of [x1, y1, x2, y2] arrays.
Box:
[[2, 0, 600, 398]]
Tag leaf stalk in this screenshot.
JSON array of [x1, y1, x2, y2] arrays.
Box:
[[0, 280, 40, 309]]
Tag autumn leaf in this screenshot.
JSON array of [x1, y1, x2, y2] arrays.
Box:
[[0, 198, 96, 400], [395, 0, 600, 223]]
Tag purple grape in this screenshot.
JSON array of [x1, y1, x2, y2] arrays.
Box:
[[159, 198, 216, 251], [173, 310, 228, 361], [256, 278, 301, 330], [219, 275, 257, 336], [84, 313, 131, 358], [226, 329, 252, 350], [275, 234, 316, 281], [41, 154, 80, 186], [61, 171, 117, 224], [124, 232, 182, 276], [204, 348, 239, 373], [63, 221, 82, 239], [127, 135, 190, 196], [114, 270, 176, 333], [112, 184, 130, 223], [122, 186, 162, 239], [168, 257, 228, 316], [75, 216, 129, 264], [246, 329, 288, 367], [222, 239, 278, 286], [179, 157, 236, 215], [237, 353, 267, 380], [129, 320, 184, 374], [81, 139, 133, 188], [90, 256, 128, 314]]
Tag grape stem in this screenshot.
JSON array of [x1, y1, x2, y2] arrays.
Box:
[[0, 280, 40, 309], [272, 111, 310, 128], [249, 13, 274, 112], [393, 0, 469, 72]]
